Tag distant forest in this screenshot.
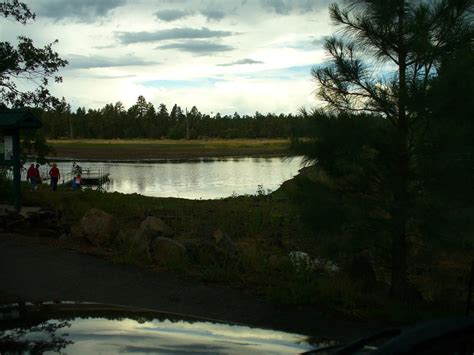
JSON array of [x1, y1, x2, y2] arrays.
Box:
[[36, 96, 311, 140]]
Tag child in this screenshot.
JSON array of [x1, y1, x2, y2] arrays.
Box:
[[72, 174, 81, 190]]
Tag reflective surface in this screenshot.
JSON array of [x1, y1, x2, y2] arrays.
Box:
[[53, 317, 312, 354], [48, 157, 305, 199], [0, 303, 316, 354]]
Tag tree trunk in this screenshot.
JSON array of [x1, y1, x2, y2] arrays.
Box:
[[390, 0, 409, 299]]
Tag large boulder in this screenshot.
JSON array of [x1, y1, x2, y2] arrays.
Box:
[[75, 208, 119, 247], [212, 229, 238, 258], [288, 251, 340, 274], [150, 237, 187, 266], [134, 217, 173, 244]]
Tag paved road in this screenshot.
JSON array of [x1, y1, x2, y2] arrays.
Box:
[[0, 236, 375, 340]]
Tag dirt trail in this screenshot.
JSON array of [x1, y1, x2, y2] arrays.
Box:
[[0, 234, 377, 341]]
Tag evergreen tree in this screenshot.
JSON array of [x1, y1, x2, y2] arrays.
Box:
[[311, 0, 473, 297]]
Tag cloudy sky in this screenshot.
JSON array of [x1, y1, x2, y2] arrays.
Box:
[[3, 0, 336, 115]]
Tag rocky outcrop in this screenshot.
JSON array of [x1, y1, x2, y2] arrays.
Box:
[[72, 208, 119, 247]]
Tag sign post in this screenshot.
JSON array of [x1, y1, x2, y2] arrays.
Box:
[[0, 109, 42, 211]]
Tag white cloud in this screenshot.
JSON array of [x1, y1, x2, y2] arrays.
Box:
[[1, 0, 336, 113]]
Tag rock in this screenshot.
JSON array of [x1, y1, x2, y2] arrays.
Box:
[[289, 251, 340, 274], [150, 237, 187, 266], [135, 217, 173, 244], [179, 239, 201, 262], [289, 251, 315, 272], [132, 217, 174, 258], [78, 208, 119, 247], [212, 229, 238, 258]]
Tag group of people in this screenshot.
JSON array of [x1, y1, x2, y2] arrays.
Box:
[[26, 163, 81, 191]]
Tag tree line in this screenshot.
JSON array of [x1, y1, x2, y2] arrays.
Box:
[[34, 97, 311, 140]]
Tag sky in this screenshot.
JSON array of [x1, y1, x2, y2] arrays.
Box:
[[2, 0, 337, 115]]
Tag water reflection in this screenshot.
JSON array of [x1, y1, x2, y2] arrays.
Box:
[[65, 318, 313, 354], [48, 157, 305, 199], [0, 303, 315, 354]]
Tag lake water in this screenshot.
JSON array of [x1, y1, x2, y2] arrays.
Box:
[[33, 157, 305, 199]]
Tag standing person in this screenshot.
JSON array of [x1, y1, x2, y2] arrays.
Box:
[[34, 164, 42, 188], [49, 163, 60, 191], [72, 173, 81, 191], [26, 164, 36, 190]]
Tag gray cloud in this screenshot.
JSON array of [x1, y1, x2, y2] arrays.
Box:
[[201, 9, 226, 21], [156, 40, 234, 54], [154, 8, 227, 23], [66, 54, 157, 69], [311, 36, 328, 47], [35, 0, 126, 21], [261, 0, 332, 14], [155, 9, 190, 22], [116, 27, 234, 44], [218, 58, 263, 66]]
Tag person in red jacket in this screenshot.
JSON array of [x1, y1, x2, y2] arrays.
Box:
[[49, 163, 60, 191], [26, 164, 37, 190]]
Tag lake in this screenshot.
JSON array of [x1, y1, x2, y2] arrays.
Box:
[[32, 157, 306, 199]]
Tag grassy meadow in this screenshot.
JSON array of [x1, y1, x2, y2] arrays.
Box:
[[46, 138, 292, 160]]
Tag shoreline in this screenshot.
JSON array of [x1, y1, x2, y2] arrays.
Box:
[[44, 153, 295, 163]]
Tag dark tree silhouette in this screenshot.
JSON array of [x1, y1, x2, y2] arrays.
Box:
[[312, 0, 473, 297], [0, 0, 68, 108]]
